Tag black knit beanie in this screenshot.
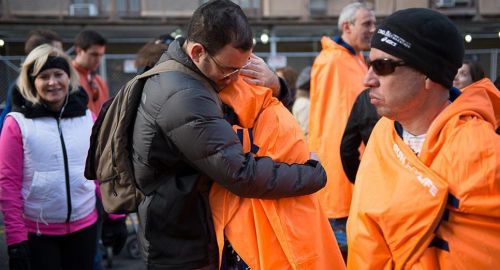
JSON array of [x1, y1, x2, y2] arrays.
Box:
[[371, 8, 464, 88]]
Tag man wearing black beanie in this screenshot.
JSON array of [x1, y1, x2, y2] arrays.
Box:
[[347, 8, 500, 269]]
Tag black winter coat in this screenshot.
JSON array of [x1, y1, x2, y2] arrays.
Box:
[[132, 38, 327, 270], [340, 89, 380, 183]]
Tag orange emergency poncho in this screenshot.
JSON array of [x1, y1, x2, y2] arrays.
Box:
[[308, 37, 368, 218], [210, 77, 345, 270], [347, 79, 500, 270]]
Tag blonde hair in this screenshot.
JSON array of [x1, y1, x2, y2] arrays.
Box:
[[18, 44, 80, 105]]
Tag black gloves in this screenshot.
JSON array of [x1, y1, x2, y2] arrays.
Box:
[[8, 241, 31, 270], [102, 217, 128, 256]]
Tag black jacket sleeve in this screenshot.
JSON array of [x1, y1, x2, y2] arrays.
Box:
[[340, 93, 363, 183], [340, 89, 380, 183], [159, 83, 326, 199]]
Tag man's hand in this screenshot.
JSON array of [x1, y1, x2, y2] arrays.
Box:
[[240, 54, 280, 96]]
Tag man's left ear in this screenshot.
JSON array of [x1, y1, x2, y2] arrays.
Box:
[[189, 43, 205, 64], [342, 21, 352, 34], [424, 77, 445, 91]]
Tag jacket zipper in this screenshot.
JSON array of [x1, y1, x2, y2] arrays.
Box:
[[56, 117, 72, 223], [56, 97, 72, 223]]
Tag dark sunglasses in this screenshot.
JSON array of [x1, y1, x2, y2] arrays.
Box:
[[367, 58, 406, 76]]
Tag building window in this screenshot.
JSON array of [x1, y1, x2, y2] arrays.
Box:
[[200, 0, 260, 16], [200, 0, 260, 8], [309, 0, 326, 16], [72, 0, 95, 3], [70, 0, 100, 16], [117, 0, 140, 16], [233, 0, 260, 9]]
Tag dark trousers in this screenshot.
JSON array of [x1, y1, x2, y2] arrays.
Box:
[[28, 222, 97, 270], [220, 239, 250, 270], [94, 199, 105, 270], [329, 217, 348, 263]]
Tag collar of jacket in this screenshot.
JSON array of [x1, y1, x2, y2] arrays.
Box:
[[161, 37, 220, 92], [72, 60, 92, 76], [333, 36, 356, 55], [394, 87, 462, 138], [11, 85, 89, 119]]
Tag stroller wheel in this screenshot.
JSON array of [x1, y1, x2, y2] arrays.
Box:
[[127, 236, 141, 259]]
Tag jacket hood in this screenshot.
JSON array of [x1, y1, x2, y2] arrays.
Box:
[[458, 78, 500, 127], [11, 85, 89, 119], [320, 36, 336, 50], [219, 77, 279, 128], [432, 78, 499, 132], [421, 78, 500, 163]]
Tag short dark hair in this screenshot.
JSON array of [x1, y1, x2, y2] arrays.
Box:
[[135, 42, 168, 69], [186, 0, 253, 56], [24, 29, 63, 54], [74, 30, 107, 51], [276, 66, 298, 91], [135, 34, 174, 70], [463, 59, 485, 83]]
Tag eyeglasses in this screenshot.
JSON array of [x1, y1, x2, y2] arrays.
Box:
[[207, 54, 251, 79], [367, 58, 407, 76]]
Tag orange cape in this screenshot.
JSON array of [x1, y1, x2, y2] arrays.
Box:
[[308, 37, 368, 218], [210, 78, 345, 269], [348, 79, 500, 269]]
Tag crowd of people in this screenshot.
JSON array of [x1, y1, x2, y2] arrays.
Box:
[[0, 0, 499, 269]]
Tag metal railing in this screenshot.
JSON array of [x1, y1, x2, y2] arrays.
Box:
[[1, 49, 498, 106]]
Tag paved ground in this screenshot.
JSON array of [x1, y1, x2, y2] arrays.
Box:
[[0, 212, 146, 270], [99, 249, 146, 270]]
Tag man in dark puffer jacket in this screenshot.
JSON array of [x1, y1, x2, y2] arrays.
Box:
[[131, 1, 328, 269]]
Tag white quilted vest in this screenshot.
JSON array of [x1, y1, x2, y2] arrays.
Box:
[[9, 110, 96, 224]]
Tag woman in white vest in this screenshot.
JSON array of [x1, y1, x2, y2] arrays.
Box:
[[0, 44, 97, 270]]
